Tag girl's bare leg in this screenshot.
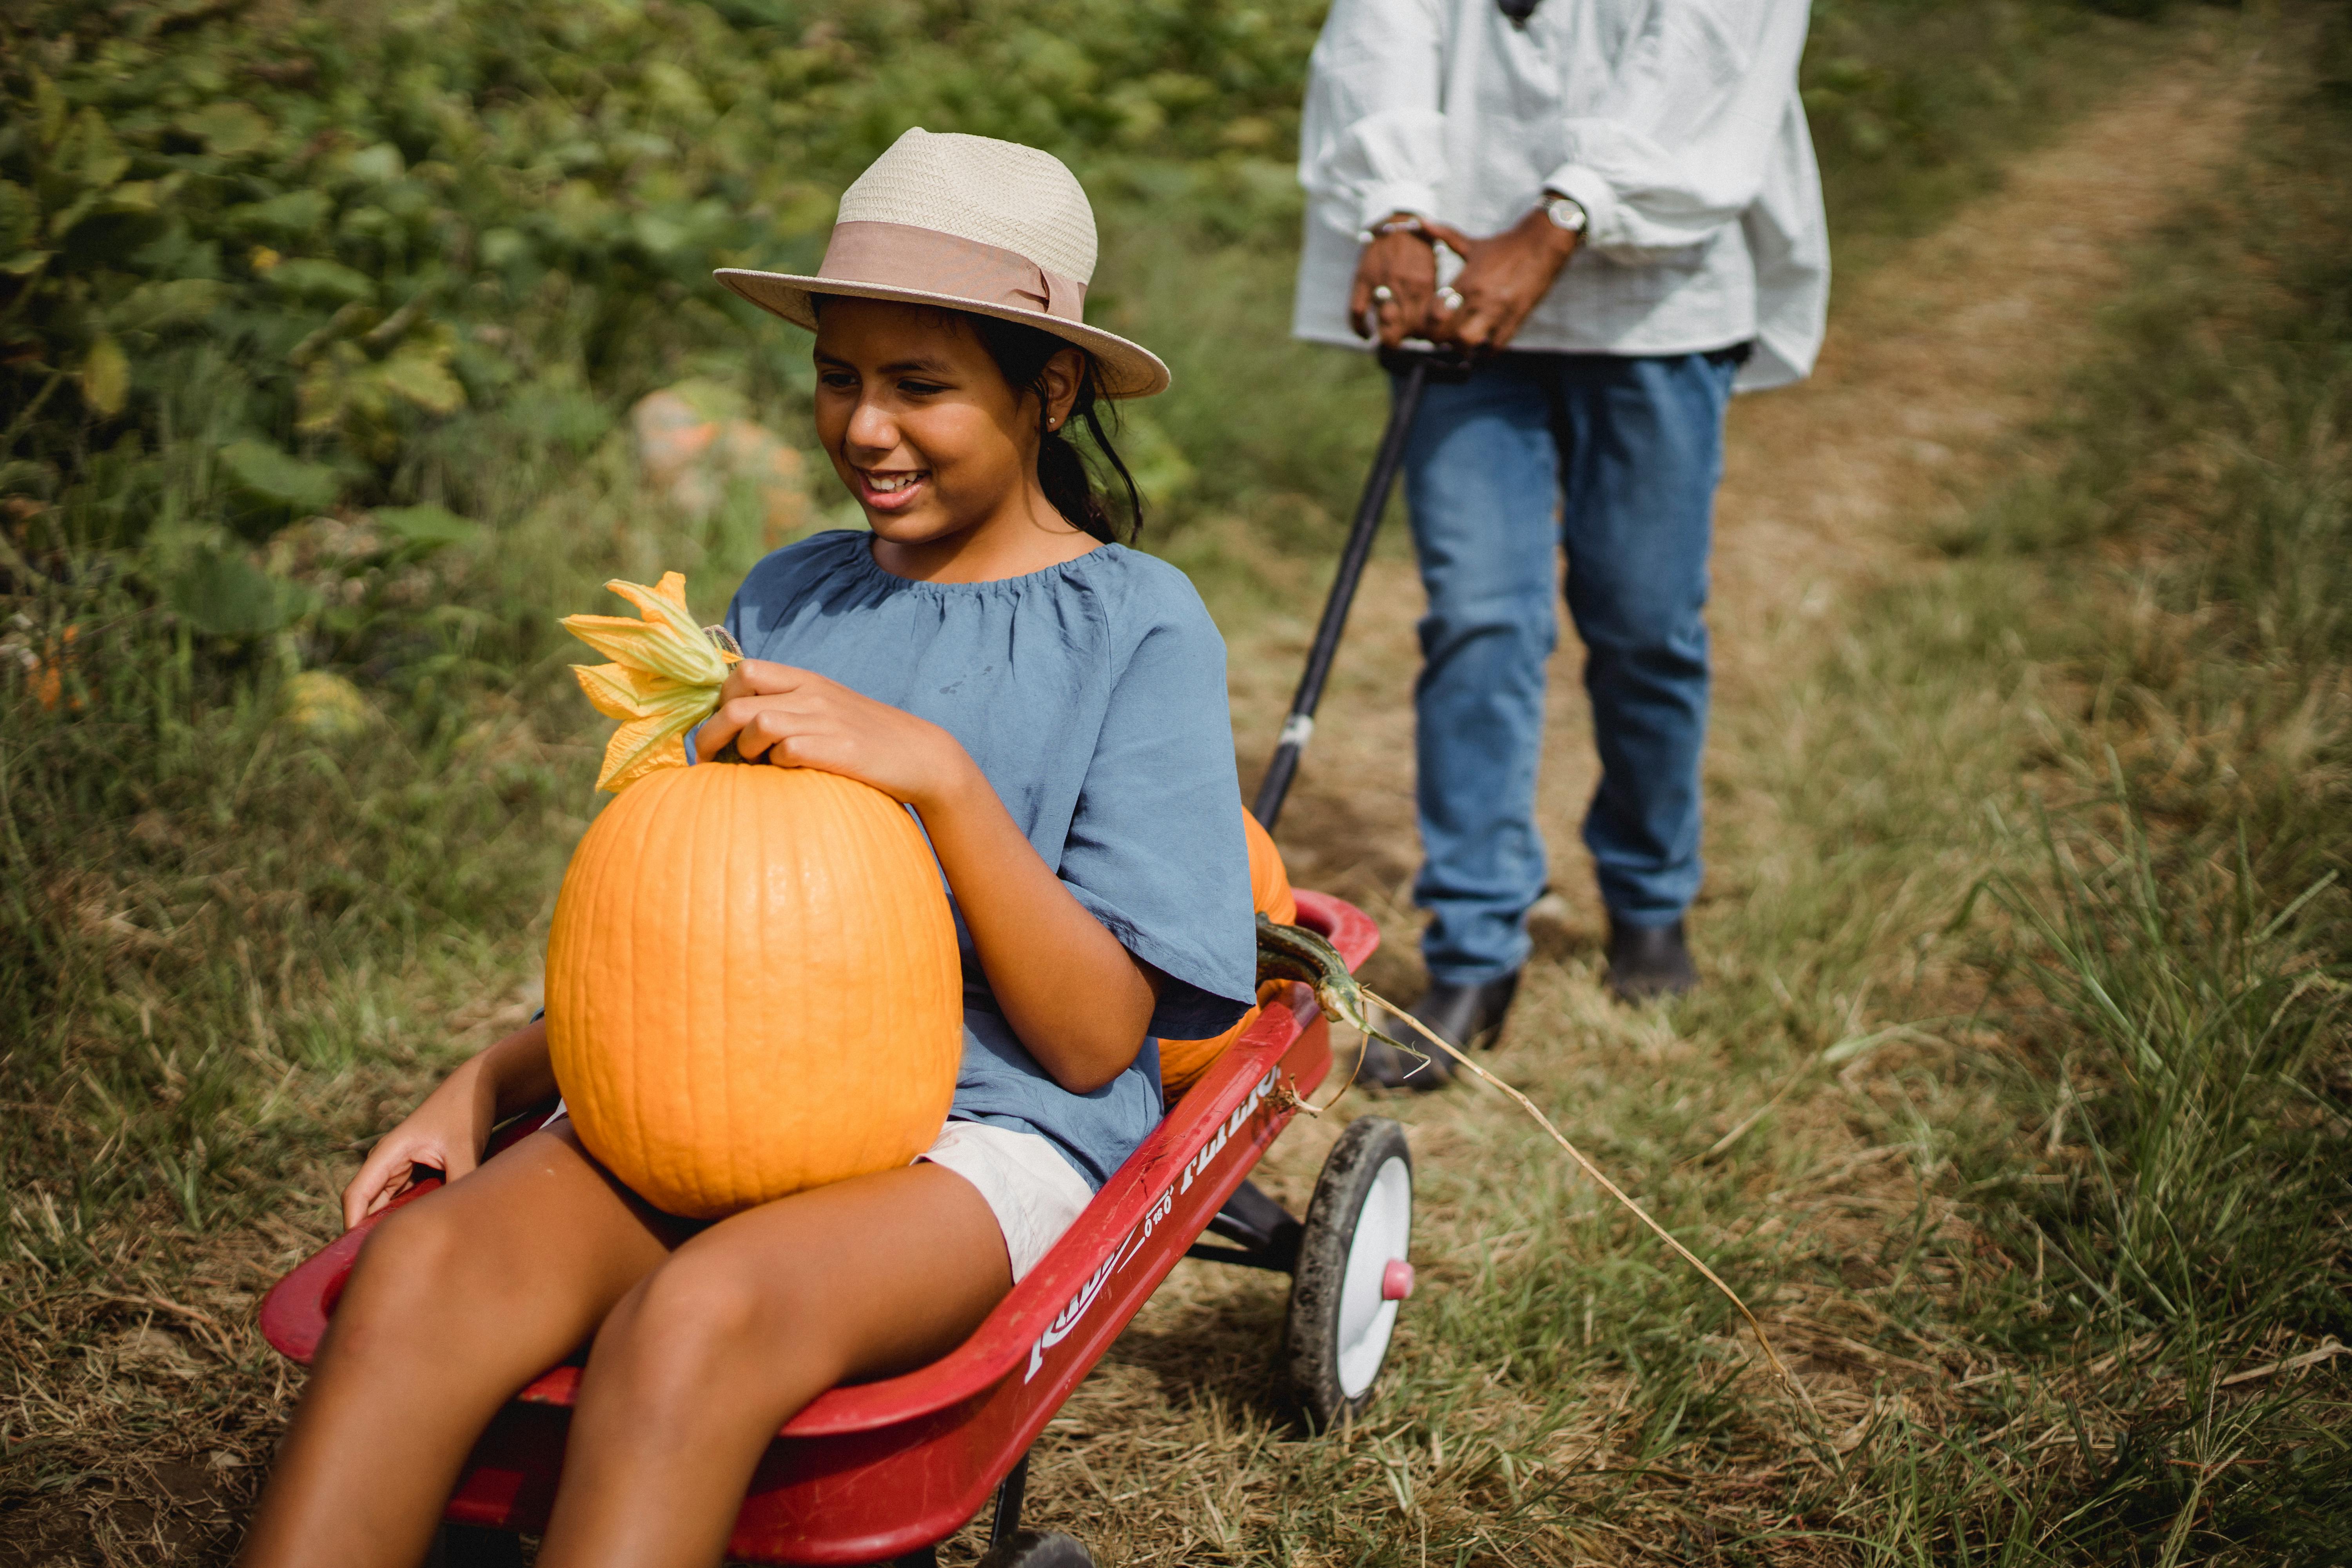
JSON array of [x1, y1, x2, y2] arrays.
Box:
[[238, 1126, 686, 1568], [536, 1162, 1013, 1568]]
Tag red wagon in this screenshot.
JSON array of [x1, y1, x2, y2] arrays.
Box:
[[259, 889, 1413, 1567]]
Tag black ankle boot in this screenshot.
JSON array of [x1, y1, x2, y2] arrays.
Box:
[[1606, 917, 1697, 1002], [1360, 970, 1521, 1092]]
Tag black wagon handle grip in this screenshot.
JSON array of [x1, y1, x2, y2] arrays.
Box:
[[1250, 345, 1474, 831]]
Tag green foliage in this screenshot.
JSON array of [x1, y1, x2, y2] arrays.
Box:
[[163, 541, 319, 635], [0, 0, 1327, 561], [0, 0, 2156, 571]]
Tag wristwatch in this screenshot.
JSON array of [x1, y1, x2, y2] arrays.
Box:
[[1540, 192, 1589, 236]]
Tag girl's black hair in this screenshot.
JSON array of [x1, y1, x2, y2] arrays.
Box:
[[812, 295, 1145, 544], [960, 312, 1145, 545]]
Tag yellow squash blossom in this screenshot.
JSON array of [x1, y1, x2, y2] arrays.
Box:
[[563, 572, 739, 793]]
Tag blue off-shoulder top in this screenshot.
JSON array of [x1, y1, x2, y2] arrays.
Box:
[[717, 530, 1257, 1189]]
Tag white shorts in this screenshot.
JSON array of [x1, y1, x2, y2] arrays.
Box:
[[537, 1106, 1092, 1282], [920, 1120, 1094, 1282]]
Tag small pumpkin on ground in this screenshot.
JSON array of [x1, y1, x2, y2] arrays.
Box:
[[1160, 811, 1296, 1099], [546, 576, 962, 1219]]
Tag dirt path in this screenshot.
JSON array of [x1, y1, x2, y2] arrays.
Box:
[[1229, 37, 2264, 976]]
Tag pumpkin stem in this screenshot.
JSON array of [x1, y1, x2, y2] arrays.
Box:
[[704, 625, 752, 765]]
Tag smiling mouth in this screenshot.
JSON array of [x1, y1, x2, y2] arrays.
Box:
[[861, 469, 928, 495]]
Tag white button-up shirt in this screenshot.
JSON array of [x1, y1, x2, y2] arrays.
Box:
[[1291, 0, 1829, 390]]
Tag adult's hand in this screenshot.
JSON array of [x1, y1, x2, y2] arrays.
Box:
[[1423, 207, 1579, 355], [1347, 218, 1439, 349]]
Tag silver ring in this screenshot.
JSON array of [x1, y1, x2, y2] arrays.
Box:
[[1371, 284, 1394, 304], [1436, 286, 1465, 314]]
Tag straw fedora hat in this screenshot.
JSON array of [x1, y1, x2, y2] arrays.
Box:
[[716, 129, 1169, 399]]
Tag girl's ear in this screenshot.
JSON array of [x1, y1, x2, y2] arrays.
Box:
[[1038, 346, 1085, 432]]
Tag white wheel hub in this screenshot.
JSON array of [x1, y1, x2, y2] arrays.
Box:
[[1334, 1156, 1412, 1398]]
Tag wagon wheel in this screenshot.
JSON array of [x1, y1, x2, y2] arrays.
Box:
[[1283, 1116, 1414, 1427]]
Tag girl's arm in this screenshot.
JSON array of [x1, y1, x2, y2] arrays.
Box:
[[699, 660, 1158, 1094], [340, 1020, 560, 1228]]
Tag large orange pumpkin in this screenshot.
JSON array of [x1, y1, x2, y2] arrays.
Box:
[[1159, 813, 1295, 1099], [544, 762, 962, 1218]]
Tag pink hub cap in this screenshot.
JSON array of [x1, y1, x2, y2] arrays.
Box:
[[1380, 1259, 1416, 1301]]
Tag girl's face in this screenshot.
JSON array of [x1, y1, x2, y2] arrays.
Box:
[[811, 299, 1081, 568]]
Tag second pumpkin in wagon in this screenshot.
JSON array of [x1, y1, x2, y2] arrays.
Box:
[[1160, 813, 1296, 1099]]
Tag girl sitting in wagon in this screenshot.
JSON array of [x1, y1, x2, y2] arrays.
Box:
[[237, 131, 1257, 1568]]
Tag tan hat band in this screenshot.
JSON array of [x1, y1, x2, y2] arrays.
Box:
[[818, 221, 1087, 323]]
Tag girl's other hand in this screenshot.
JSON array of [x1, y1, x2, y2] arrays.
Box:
[[341, 1056, 495, 1229], [339, 1020, 554, 1229], [697, 659, 978, 811]]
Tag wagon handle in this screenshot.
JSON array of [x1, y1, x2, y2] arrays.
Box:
[[1250, 345, 1474, 830]]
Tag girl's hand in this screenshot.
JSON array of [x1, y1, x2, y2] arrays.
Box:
[[701, 660, 1153, 1093], [339, 1020, 555, 1229], [697, 659, 979, 811], [341, 1057, 495, 1229]]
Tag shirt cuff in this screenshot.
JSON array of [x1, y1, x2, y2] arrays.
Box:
[[1355, 182, 1442, 237], [1539, 163, 1622, 250]]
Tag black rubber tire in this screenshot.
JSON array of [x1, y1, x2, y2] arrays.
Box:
[[1283, 1116, 1413, 1429], [975, 1530, 1094, 1567], [428, 1523, 526, 1568]]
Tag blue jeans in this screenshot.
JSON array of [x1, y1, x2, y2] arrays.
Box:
[[1399, 349, 1738, 984]]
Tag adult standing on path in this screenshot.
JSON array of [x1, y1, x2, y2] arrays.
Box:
[[1293, 0, 1829, 1085]]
